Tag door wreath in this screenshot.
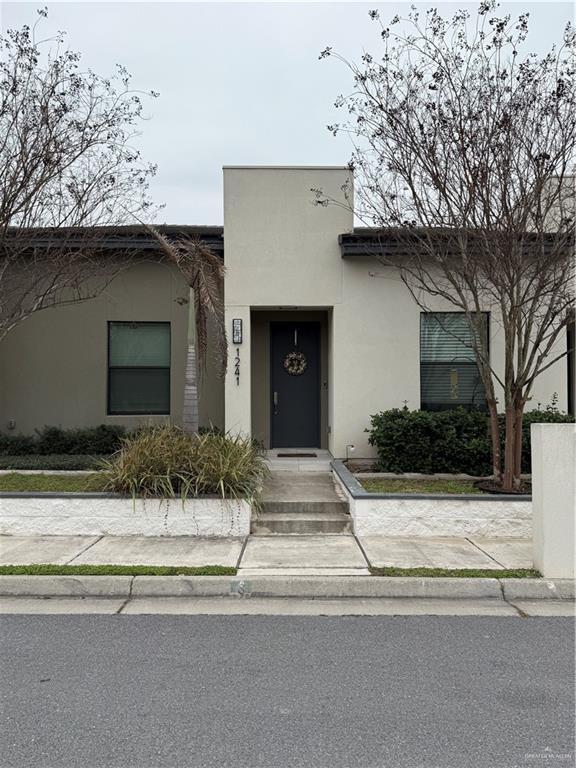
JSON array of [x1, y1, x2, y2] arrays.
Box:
[[284, 351, 307, 376]]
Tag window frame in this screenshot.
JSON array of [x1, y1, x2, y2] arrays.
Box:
[[419, 311, 490, 412], [107, 321, 171, 416]]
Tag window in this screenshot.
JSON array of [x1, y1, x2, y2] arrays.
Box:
[[420, 312, 488, 411], [108, 322, 170, 415]]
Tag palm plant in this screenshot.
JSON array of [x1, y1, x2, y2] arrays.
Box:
[[147, 226, 227, 432]]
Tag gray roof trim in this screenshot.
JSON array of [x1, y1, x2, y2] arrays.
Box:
[[222, 165, 350, 170], [339, 227, 569, 259], [4, 225, 224, 256]]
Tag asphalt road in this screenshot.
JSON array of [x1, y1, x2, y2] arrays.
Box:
[[1, 616, 574, 768]]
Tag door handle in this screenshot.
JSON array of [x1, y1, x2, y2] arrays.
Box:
[[273, 391, 278, 415]]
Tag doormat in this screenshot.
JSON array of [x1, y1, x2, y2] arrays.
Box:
[[277, 453, 318, 458]]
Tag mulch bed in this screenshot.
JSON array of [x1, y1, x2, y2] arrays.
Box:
[[473, 479, 532, 495]]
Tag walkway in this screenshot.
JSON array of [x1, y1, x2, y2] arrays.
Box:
[[0, 534, 533, 574]]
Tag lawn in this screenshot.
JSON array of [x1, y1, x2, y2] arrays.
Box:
[[0, 564, 237, 576], [360, 477, 482, 494], [0, 472, 107, 493], [370, 567, 540, 578]]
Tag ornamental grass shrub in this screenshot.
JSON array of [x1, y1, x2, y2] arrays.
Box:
[[368, 402, 573, 475], [101, 425, 269, 505]]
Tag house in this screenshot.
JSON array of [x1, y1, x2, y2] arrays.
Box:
[[0, 166, 572, 457]]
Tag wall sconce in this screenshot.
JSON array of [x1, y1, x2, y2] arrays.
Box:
[[232, 318, 243, 344]]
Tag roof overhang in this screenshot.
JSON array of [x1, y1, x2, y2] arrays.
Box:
[[339, 227, 571, 259], [2, 225, 225, 258]]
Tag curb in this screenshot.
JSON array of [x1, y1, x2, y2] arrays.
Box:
[[0, 575, 573, 600], [500, 578, 575, 601]]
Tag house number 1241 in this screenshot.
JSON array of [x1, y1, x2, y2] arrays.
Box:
[[234, 348, 240, 385]]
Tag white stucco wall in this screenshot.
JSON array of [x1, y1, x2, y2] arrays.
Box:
[[332, 468, 531, 537], [223, 166, 353, 446], [0, 496, 251, 537], [349, 497, 532, 538], [222, 166, 569, 458], [531, 423, 576, 578]]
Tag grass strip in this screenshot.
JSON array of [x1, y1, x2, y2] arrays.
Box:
[[0, 473, 107, 492], [370, 567, 540, 578], [0, 564, 237, 576], [361, 478, 481, 494]]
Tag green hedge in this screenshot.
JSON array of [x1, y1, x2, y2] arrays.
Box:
[[0, 425, 126, 457], [0, 455, 106, 470], [367, 406, 573, 475]]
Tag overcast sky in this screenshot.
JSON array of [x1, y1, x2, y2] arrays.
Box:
[[2, 1, 573, 224]]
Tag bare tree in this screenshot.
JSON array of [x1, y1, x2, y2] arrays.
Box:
[[320, 1, 575, 491], [0, 10, 159, 340]]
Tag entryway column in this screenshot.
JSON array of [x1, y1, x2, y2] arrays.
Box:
[[225, 305, 251, 437], [531, 423, 575, 578]]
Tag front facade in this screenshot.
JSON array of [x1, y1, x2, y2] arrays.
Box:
[[0, 166, 571, 457]]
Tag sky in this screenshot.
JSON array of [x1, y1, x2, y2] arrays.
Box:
[[2, 0, 573, 224]]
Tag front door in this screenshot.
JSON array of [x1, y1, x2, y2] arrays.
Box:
[[270, 321, 320, 448]]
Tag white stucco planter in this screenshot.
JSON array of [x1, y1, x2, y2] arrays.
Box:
[[0, 495, 251, 538], [332, 462, 532, 538], [349, 496, 532, 537]]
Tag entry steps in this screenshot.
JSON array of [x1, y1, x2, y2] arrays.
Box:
[[252, 505, 351, 535], [252, 471, 351, 534]]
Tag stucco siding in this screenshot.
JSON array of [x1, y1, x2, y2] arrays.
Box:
[[222, 167, 569, 458], [1, 167, 569, 453], [0, 262, 190, 434]]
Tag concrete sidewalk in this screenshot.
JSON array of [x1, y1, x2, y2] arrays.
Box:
[[0, 533, 533, 573]]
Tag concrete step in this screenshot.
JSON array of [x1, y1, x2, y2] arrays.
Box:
[[251, 512, 352, 535], [262, 500, 349, 515]]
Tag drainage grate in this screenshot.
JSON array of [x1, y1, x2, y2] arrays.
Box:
[[277, 453, 318, 458]]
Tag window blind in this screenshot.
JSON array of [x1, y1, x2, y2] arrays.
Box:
[[420, 313, 488, 411]]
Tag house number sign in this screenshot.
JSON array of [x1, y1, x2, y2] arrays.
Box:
[[234, 348, 241, 385]]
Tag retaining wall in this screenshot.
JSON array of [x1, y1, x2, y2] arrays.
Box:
[[0, 495, 251, 538], [332, 462, 531, 538]]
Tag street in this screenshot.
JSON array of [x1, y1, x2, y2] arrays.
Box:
[[1, 615, 574, 768]]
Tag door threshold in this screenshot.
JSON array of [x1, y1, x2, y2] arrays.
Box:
[[277, 453, 318, 458]]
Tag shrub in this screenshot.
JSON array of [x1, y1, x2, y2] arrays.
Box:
[[0, 454, 106, 470], [368, 408, 492, 474], [35, 425, 127, 455], [368, 403, 573, 475], [101, 425, 269, 505], [0, 425, 126, 456], [0, 433, 36, 455]]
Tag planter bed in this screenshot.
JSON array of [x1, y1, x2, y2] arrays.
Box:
[[332, 461, 532, 538], [360, 477, 481, 495], [0, 493, 251, 538]]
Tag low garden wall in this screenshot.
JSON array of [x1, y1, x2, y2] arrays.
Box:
[[332, 461, 532, 538], [0, 494, 251, 538]]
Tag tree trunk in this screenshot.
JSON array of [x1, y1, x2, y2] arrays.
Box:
[[512, 398, 525, 490], [486, 398, 502, 483], [502, 402, 516, 492], [182, 343, 199, 434], [502, 393, 525, 491]]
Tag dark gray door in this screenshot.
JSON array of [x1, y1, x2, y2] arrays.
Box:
[[270, 321, 320, 448]]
